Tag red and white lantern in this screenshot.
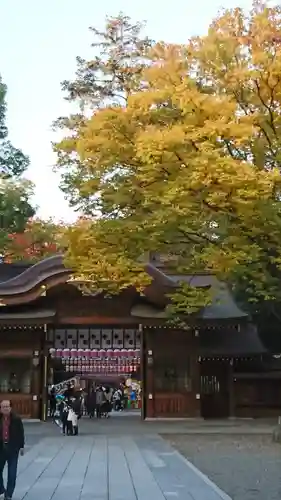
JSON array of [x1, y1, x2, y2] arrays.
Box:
[[62, 348, 70, 358], [77, 348, 84, 358]]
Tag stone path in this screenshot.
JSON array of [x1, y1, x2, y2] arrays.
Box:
[[6, 434, 231, 500]]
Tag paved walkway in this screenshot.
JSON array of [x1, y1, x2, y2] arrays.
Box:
[[8, 433, 231, 500], [24, 411, 276, 435]]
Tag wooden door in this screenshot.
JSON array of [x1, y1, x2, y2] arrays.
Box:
[[200, 360, 230, 419]]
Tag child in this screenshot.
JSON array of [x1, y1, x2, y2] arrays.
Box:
[[67, 407, 78, 435]]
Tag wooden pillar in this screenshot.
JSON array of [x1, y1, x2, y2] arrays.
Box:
[[31, 349, 40, 419], [229, 359, 235, 417], [139, 323, 145, 420], [193, 329, 202, 417], [143, 327, 155, 418], [41, 324, 49, 421]]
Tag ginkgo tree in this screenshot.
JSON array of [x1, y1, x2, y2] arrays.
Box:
[[54, 3, 281, 314]]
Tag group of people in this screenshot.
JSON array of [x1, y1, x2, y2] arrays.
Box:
[[86, 385, 114, 418], [58, 400, 79, 435], [85, 383, 139, 416], [49, 384, 81, 435], [48, 380, 140, 432]]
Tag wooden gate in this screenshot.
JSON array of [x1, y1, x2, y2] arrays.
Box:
[[200, 360, 230, 419]]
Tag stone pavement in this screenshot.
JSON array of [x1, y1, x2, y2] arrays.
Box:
[[24, 411, 276, 436], [8, 433, 232, 500]]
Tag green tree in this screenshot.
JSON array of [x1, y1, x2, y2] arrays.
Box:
[[0, 75, 35, 253], [54, 4, 281, 315], [0, 178, 35, 252], [0, 76, 30, 178], [54, 12, 153, 212]]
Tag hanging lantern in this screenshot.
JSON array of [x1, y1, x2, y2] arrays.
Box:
[[99, 349, 106, 358], [106, 348, 114, 358], [77, 348, 84, 358], [121, 349, 128, 358], [135, 348, 141, 358], [114, 349, 121, 358], [56, 348, 62, 358], [91, 349, 98, 358], [128, 348, 134, 358], [62, 348, 70, 358], [84, 349, 91, 359], [70, 348, 78, 359]]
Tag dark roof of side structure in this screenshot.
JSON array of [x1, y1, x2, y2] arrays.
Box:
[[200, 324, 266, 356], [170, 274, 248, 320], [130, 274, 247, 321]]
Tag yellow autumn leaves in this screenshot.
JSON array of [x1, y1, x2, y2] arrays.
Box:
[[55, 3, 281, 306]]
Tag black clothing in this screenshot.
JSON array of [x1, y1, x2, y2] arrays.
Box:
[[66, 420, 73, 435], [0, 412, 24, 499], [49, 392, 56, 418], [59, 402, 69, 435], [0, 413, 24, 452], [0, 448, 18, 498], [72, 398, 81, 417], [87, 390, 96, 417], [96, 405, 101, 418]]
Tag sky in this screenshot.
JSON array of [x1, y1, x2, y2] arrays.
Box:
[[0, 0, 255, 222]]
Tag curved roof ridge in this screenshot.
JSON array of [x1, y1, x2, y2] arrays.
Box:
[[0, 254, 65, 290]]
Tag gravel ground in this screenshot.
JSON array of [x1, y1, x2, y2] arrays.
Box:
[[162, 434, 281, 500]]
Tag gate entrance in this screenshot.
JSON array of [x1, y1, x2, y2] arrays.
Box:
[[48, 326, 143, 415]]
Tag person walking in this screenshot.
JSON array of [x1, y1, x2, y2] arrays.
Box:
[[95, 386, 105, 418], [88, 388, 96, 418], [103, 388, 112, 418], [49, 387, 57, 421], [113, 388, 122, 411], [0, 400, 24, 500], [58, 400, 69, 435], [67, 407, 78, 435]]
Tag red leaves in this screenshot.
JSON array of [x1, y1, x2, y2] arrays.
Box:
[[5, 220, 61, 262]]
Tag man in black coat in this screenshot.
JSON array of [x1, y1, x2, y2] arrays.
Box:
[[0, 400, 24, 500]]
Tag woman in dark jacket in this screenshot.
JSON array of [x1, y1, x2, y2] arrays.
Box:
[[49, 388, 57, 420], [103, 388, 112, 418], [87, 390, 96, 418]]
